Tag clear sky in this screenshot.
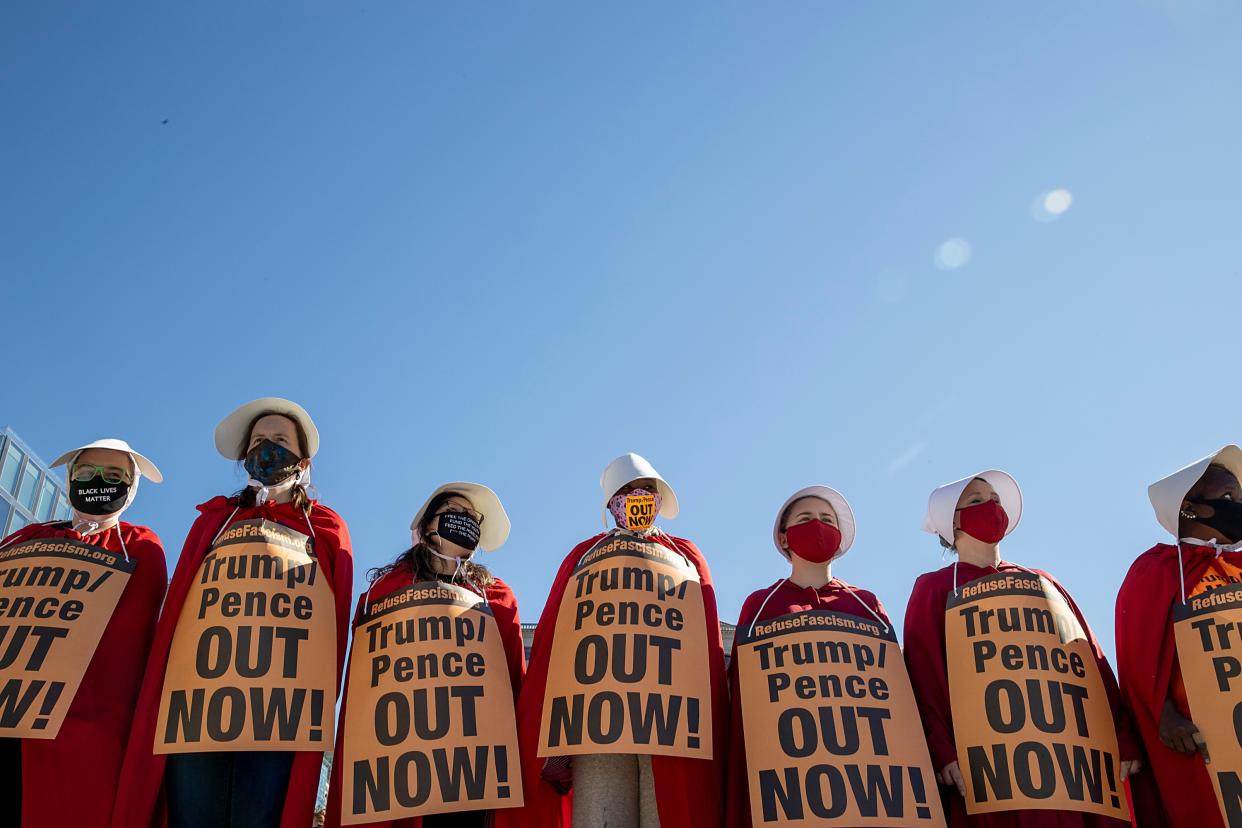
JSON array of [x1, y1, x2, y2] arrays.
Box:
[[4, 2, 1241, 658]]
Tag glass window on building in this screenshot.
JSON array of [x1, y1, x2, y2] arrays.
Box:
[[16, 463, 39, 512], [0, 442, 22, 495], [7, 510, 27, 535], [0, 499, 10, 538], [56, 494, 71, 522], [36, 478, 58, 522]]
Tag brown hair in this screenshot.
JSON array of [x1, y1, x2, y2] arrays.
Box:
[[367, 491, 496, 589], [233, 412, 314, 511]]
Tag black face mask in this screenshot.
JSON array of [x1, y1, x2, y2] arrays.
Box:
[[1190, 498, 1242, 543], [435, 512, 481, 552], [244, 439, 302, 486], [69, 478, 129, 516]]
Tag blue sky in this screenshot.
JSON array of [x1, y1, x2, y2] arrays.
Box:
[[4, 2, 1241, 658]]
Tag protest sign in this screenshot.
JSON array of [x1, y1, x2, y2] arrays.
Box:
[[340, 581, 522, 823], [155, 518, 337, 753], [539, 532, 711, 758], [945, 572, 1127, 818], [735, 609, 945, 826], [0, 537, 134, 738], [1174, 583, 1242, 825]]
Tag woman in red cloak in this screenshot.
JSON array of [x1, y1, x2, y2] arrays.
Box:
[[725, 484, 891, 828], [111, 398, 353, 828], [0, 438, 166, 828], [1116, 445, 1242, 828], [494, 452, 728, 828], [904, 469, 1140, 827], [324, 481, 525, 828]]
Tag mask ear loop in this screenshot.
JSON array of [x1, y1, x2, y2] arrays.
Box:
[[1178, 541, 1188, 605], [748, 579, 789, 639], [651, 528, 692, 569], [302, 504, 317, 542], [211, 507, 242, 546], [833, 578, 890, 634], [113, 525, 130, 563]]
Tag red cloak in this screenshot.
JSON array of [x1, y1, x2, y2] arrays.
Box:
[[725, 577, 890, 828], [324, 567, 526, 828], [0, 520, 166, 828], [111, 496, 353, 828], [1115, 542, 1238, 828], [903, 561, 1138, 828], [492, 531, 728, 828]]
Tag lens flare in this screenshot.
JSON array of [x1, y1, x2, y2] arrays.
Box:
[[934, 238, 972, 270], [1032, 188, 1074, 222]]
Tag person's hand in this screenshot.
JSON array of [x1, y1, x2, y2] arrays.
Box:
[[1120, 759, 1142, 780], [939, 761, 967, 796], [1160, 699, 1210, 763]]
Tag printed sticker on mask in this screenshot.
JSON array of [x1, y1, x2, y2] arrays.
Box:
[[625, 494, 656, 531]]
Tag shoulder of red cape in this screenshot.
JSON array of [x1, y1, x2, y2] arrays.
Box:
[[195, 495, 345, 528], [1122, 542, 1204, 585]]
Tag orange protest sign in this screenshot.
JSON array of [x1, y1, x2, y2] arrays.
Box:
[[624, 495, 656, 531], [538, 532, 711, 758], [945, 572, 1127, 819], [1173, 583, 1242, 824], [339, 581, 522, 824], [0, 537, 134, 739], [735, 610, 945, 827], [155, 518, 337, 753]]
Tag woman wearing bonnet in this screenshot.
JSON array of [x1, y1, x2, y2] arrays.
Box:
[[904, 469, 1138, 826], [0, 438, 166, 827]]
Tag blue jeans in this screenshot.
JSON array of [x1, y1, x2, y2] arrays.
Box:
[[165, 751, 295, 828]]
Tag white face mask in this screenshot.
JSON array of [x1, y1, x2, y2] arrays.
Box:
[[247, 466, 309, 505], [428, 544, 474, 582]]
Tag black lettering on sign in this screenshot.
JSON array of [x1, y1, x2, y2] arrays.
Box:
[[1219, 771, 1242, 826], [164, 686, 325, 744], [572, 633, 681, 686], [967, 744, 1013, 803], [374, 686, 485, 745], [968, 741, 1120, 809], [351, 745, 512, 816], [983, 679, 1092, 737], [0, 678, 63, 729], [757, 763, 934, 822], [777, 705, 892, 757], [194, 625, 308, 680], [546, 692, 697, 749], [0, 625, 70, 670]]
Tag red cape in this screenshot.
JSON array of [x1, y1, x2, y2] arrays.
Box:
[[903, 561, 1136, 828], [493, 531, 729, 828], [111, 496, 353, 828], [324, 567, 526, 828], [725, 577, 890, 828], [0, 520, 166, 828], [1116, 542, 1236, 828]]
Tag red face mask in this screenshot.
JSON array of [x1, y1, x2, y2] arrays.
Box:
[[956, 499, 1009, 544], [784, 520, 842, 563]]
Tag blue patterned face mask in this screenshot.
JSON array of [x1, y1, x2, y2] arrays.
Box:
[[608, 488, 662, 531], [244, 439, 301, 486]]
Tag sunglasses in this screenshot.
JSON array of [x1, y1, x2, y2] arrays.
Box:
[[71, 464, 133, 485], [436, 506, 485, 524]]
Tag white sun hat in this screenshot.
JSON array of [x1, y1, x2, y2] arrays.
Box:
[[51, 438, 163, 484], [214, 397, 320, 460], [411, 482, 511, 551], [772, 485, 856, 560], [922, 469, 1022, 546], [600, 453, 680, 526], [1148, 445, 1242, 538]]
